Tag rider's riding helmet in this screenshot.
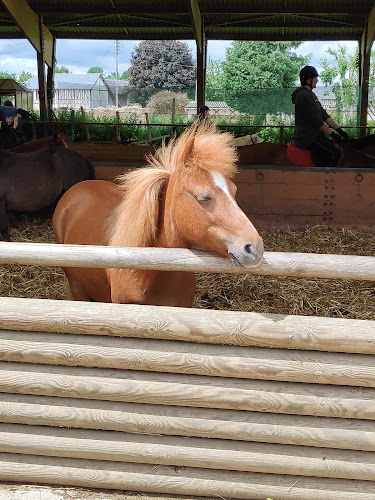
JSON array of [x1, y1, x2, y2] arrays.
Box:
[[299, 65, 319, 85]]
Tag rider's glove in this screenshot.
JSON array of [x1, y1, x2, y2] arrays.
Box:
[[336, 128, 350, 142], [330, 131, 345, 146]]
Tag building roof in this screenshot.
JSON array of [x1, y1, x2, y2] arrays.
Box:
[[105, 79, 129, 94], [0, 1, 374, 43], [23, 73, 108, 90], [0, 79, 31, 95], [185, 100, 231, 110]]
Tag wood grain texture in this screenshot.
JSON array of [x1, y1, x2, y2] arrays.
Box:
[[0, 191, 374, 496], [0, 241, 375, 280], [1, 366, 375, 419], [1, 330, 375, 387], [2, 395, 375, 451], [1, 423, 375, 480], [0, 297, 375, 354], [0, 453, 375, 500]]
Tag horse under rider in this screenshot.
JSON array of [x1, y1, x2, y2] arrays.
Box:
[[291, 65, 349, 167]]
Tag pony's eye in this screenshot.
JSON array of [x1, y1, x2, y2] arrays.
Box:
[[194, 194, 212, 203]]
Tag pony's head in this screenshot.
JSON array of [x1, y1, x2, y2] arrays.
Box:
[[162, 124, 264, 267], [109, 123, 263, 268]]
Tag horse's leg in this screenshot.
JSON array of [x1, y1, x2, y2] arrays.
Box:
[[63, 269, 96, 302], [0, 198, 10, 242]]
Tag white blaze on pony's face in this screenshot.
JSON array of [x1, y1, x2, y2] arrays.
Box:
[[171, 167, 264, 268]]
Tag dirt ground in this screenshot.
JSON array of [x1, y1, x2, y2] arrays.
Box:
[[0, 484, 220, 500]]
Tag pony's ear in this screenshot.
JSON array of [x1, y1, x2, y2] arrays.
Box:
[[181, 136, 195, 166]]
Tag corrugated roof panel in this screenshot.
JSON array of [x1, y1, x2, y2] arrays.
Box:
[[0, 1, 374, 42]]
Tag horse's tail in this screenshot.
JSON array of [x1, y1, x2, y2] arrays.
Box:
[[87, 159, 96, 180]]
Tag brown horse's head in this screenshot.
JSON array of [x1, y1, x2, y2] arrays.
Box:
[[108, 123, 263, 268], [164, 124, 264, 267], [49, 132, 69, 148]]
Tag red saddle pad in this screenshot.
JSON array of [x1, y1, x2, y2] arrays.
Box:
[[287, 144, 315, 167]]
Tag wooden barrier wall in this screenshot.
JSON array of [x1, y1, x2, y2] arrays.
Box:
[[70, 141, 375, 230], [0, 244, 375, 499]]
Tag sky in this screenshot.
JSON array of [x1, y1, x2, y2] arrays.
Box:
[[0, 38, 359, 81]]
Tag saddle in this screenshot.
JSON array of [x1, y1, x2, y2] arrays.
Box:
[[287, 144, 315, 167]]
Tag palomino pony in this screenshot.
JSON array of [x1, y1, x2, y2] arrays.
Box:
[[0, 145, 95, 241], [237, 137, 375, 168], [53, 124, 264, 307]]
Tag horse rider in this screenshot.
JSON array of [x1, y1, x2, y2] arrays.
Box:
[[0, 100, 19, 129], [197, 104, 210, 125], [291, 65, 349, 167]]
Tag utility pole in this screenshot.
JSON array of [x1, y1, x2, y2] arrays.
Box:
[[115, 40, 119, 108]]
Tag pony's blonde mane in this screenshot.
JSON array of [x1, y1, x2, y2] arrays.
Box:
[[108, 123, 238, 248]]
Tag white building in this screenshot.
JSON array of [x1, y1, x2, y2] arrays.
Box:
[[23, 73, 115, 111], [185, 100, 239, 119]]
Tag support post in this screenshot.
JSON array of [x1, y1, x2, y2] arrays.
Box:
[[80, 106, 91, 143], [37, 14, 48, 136], [190, 0, 206, 111], [196, 36, 207, 111], [359, 5, 375, 131], [46, 37, 56, 125], [359, 31, 372, 132]]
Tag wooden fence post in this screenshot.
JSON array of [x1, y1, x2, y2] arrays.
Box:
[[114, 111, 121, 144], [145, 112, 152, 142], [80, 106, 91, 143]]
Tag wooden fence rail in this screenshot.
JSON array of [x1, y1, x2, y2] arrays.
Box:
[[1, 241, 375, 280], [0, 245, 374, 498]]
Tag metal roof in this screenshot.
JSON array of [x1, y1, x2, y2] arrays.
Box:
[[0, 78, 31, 94], [0, 0, 374, 42], [23, 73, 107, 90], [185, 100, 231, 109]]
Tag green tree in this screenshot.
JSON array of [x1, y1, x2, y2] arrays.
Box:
[[105, 70, 129, 80], [220, 41, 309, 120], [205, 58, 226, 101], [319, 44, 361, 116], [206, 58, 225, 89], [55, 65, 70, 73], [223, 41, 308, 90], [88, 66, 104, 74], [0, 71, 17, 80], [128, 40, 196, 89], [18, 71, 33, 84]]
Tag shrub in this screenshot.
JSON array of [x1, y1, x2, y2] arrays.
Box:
[[147, 90, 189, 117]]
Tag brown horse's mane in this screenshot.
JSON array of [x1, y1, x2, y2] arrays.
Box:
[[107, 123, 238, 248]]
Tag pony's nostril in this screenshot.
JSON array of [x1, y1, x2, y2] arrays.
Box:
[[244, 244, 252, 255]]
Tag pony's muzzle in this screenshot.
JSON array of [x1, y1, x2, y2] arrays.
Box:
[[228, 239, 264, 267]]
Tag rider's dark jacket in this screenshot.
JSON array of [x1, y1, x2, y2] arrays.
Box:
[[291, 87, 330, 148]]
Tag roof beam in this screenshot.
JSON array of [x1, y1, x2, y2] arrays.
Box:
[[38, 8, 369, 16], [189, 0, 202, 52], [363, 0, 375, 54], [1, 0, 54, 67]]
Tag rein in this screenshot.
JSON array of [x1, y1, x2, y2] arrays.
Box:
[[353, 148, 375, 161]]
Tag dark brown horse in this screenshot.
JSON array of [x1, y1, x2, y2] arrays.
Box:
[[0, 146, 95, 241], [10, 133, 69, 153], [237, 135, 375, 169]]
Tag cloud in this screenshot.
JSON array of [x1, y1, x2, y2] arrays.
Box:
[[0, 38, 360, 78], [295, 40, 358, 69]]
